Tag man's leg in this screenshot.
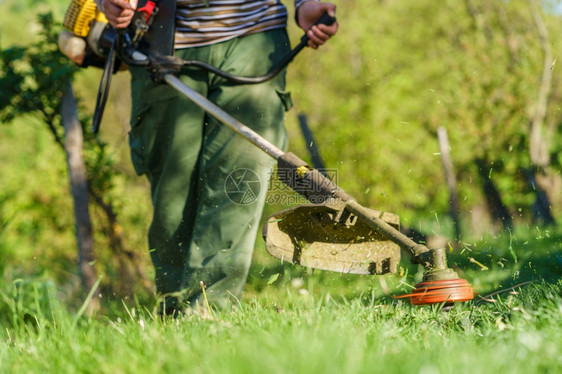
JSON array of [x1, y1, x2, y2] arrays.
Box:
[[180, 29, 292, 309], [128, 47, 211, 312]]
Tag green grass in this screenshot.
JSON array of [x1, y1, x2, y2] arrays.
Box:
[[1, 229, 561, 374], [0, 279, 560, 373]]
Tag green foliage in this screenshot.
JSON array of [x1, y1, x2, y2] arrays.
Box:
[[286, 0, 561, 229], [0, 9, 117, 206], [0, 13, 76, 126], [0, 10, 152, 298]]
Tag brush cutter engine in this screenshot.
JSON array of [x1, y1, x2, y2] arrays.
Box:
[[59, 0, 113, 67], [58, 0, 166, 68]]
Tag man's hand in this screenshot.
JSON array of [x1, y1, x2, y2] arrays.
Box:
[[297, 1, 338, 49], [101, 0, 138, 28]]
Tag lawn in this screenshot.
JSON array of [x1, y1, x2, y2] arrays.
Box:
[[1, 229, 561, 373]]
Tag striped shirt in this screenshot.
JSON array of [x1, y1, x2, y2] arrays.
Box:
[[175, 0, 310, 48]]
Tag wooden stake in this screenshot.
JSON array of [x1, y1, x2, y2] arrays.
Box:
[[437, 126, 462, 240], [61, 82, 101, 315]]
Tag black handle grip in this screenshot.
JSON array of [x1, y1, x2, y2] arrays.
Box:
[[300, 13, 337, 44], [315, 13, 337, 27]]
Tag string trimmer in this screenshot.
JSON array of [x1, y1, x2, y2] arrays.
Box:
[[60, 0, 474, 305]]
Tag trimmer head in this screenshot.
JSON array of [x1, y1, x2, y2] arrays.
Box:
[[264, 203, 475, 305], [263, 204, 401, 275], [395, 278, 474, 305]]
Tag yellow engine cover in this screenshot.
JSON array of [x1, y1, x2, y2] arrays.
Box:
[[63, 0, 108, 37]]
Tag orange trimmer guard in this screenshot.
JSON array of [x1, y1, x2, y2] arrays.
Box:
[[395, 278, 474, 305]]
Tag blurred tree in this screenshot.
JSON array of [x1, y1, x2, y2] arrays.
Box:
[[287, 0, 561, 238], [0, 13, 100, 313], [0, 13, 151, 307]]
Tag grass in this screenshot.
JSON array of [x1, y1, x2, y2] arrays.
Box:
[[0, 280, 560, 373], [1, 229, 561, 374]]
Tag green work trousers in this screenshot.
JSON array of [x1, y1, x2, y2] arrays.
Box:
[[128, 29, 292, 311]]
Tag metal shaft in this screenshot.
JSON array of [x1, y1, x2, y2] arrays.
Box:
[[164, 74, 439, 267], [345, 200, 431, 258], [164, 74, 284, 160]]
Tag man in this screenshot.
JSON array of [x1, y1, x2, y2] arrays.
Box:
[[99, 0, 338, 313]]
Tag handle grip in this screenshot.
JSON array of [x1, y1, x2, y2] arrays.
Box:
[[300, 13, 337, 44], [315, 13, 337, 27]]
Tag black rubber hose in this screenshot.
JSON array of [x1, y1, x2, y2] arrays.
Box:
[[179, 14, 336, 84], [91, 38, 117, 134]]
